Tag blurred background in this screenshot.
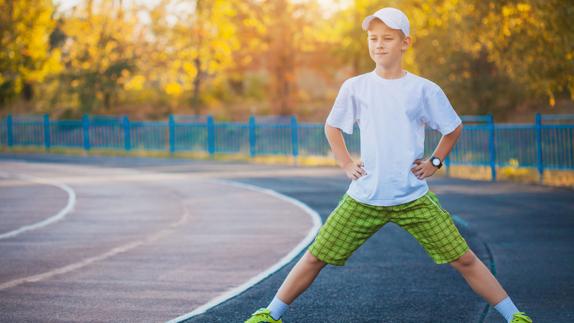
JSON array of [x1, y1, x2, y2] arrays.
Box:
[[0, 3, 572, 321], [1, 0, 572, 122]]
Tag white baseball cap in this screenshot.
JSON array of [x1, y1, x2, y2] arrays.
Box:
[[361, 7, 410, 37]]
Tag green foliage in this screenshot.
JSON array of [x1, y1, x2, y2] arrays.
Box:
[[0, 0, 60, 105], [0, 0, 571, 120]]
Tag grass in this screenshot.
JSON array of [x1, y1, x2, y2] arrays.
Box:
[[1, 145, 573, 189]]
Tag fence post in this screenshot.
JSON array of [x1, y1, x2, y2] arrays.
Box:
[[249, 115, 256, 158], [123, 115, 131, 151], [207, 115, 215, 157], [169, 114, 175, 155], [291, 115, 299, 160], [535, 113, 544, 183], [444, 155, 451, 177], [82, 114, 90, 151], [7, 114, 13, 147], [43, 114, 51, 150], [488, 113, 496, 182]]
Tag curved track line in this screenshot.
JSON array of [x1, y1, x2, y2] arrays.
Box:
[[165, 179, 322, 323], [0, 198, 191, 291], [0, 172, 76, 240], [165, 181, 496, 323]]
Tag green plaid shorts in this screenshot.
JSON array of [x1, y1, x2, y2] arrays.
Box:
[[308, 190, 469, 266]]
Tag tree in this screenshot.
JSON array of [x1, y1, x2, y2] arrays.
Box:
[[57, 0, 138, 114], [0, 0, 61, 108]]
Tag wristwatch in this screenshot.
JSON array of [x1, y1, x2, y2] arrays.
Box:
[[430, 156, 443, 169]]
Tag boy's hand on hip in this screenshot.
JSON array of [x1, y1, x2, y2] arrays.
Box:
[[411, 159, 437, 179], [343, 160, 367, 180]]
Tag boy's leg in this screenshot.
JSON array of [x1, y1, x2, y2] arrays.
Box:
[[396, 190, 532, 322], [255, 250, 326, 321], [275, 249, 327, 304], [449, 248, 526, 322], [272, 192, 387, 306], [246, 193, 388, 322], [448, 248, 508, 306], [450, 248, 531, 322]]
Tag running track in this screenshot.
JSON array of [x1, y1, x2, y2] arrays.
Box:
[[0, 153, 572, 323]]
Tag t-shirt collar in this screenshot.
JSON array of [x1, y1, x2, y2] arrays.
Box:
[[370, 69, 409, 84]]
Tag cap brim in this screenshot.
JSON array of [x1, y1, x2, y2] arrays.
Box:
[[361, 15, 403, 32]]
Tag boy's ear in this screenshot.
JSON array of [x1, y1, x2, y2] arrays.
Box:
[[401, 36, 412, 52]]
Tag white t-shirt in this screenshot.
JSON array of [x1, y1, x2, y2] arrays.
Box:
[[326, 69, 462, 206]]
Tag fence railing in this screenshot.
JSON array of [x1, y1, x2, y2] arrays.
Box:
[[1, 113, 573, 183]]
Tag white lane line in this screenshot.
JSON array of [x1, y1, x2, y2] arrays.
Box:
[[0, 172, 76, 240], [0, 199, 191, 291], [166, 179, 323, 323]]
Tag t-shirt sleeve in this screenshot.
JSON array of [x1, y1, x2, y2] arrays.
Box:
[[325, 79, 359, 134], [422, 84, 462, 135]]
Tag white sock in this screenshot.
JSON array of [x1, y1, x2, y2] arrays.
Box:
[[494, 296, 520, 322], [267, 295, 289, 320]]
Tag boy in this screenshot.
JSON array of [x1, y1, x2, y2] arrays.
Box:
[[245, 7, 533, 323]]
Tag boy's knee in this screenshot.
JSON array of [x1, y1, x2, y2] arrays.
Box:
[[449, 249, 476, 269], [304, 250, 327, 267]]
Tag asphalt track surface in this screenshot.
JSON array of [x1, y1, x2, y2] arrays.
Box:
[[0, 153, 572, 323]]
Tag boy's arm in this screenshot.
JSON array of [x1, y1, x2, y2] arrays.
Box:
[[430, 123, 463, 161], [324, 123, 366, 180], [411, 123, 463, 179]]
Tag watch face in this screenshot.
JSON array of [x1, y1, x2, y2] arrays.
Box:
[[432, 158, 440, 166]]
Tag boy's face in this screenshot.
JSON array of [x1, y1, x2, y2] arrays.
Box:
[[367, 19, 411, 68]]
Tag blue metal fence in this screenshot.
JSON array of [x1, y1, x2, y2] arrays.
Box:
[[1, 113, 573, 183]]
